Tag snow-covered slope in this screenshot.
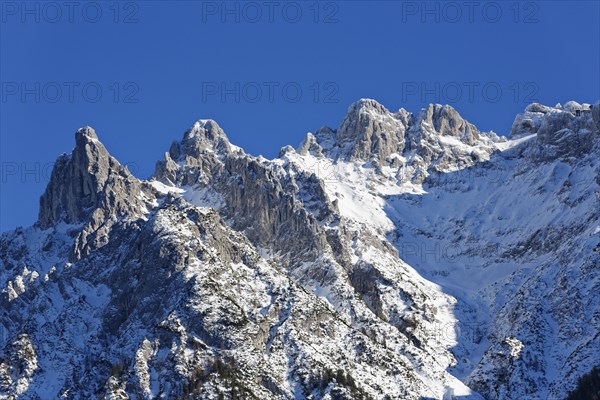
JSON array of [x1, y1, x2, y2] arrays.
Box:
[[1, 99, 599, 399]]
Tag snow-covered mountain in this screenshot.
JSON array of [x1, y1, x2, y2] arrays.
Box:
[[1, 99, 599, 399]]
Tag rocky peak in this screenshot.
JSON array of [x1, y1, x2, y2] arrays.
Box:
[[509, 103, 556, 137], [297, 132, 324, 157], [332, 98, 409, 163], [345, 98, 389, 115], [412, 104, 481, 145], [169, 119, 235, 162], [510, 101, 600, 161], [37, 127, 148, 261], [154, 119, 240, 186], [303, 100, 491, 169], [290, 100, 502, 182], [37, 127, 122, 229], [511, 101, 599, 136], [76, 125, 99, 141]]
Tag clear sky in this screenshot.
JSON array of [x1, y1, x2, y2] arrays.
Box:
[[1, 0, 599, 232]]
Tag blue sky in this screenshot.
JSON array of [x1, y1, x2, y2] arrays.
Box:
[[1, 0, 599, 232]]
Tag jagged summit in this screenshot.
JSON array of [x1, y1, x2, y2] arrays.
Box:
[[37, 99, 600, 227], [184, 119, 227, 141], [509, 100, 600, 161], [37, 126, 118, 229], [333, 98, 409, 162], [345, 98, 391, 114], [34, 99, 600, 233], [511, 101, 600, 137], [292, 99, 599, 177], [177, 119, 234, 158], [413, 103, 482, 144], [161, 119, 242, 166], [154, 119, 242, 185], [36, 127, 146, 261], [292, 100, 503, 180], [76, 125, 98, 140]]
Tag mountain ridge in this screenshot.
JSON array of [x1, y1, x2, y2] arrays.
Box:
[[1, 99, 599, 399]]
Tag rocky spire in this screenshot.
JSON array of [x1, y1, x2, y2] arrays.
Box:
[[37, 127, 141, 229], [334, 98, 409, 163], [171, 119, 234, 161], [296, 132, 324, 157], [412, 104, 481, 145], [154, 119, 240, 185]]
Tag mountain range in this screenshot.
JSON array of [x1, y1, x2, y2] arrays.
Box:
[[1, 99, 599, 399]]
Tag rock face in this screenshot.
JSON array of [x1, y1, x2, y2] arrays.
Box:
[[510, 101, 599, 161], [154, 120, 329, 261], [38, 127, 149, 261], [310, 99, 500, 172], [414, 103, 482, 145], [333, 99, 409, 162], [1, 99, 599, 399], [37, 127, 114, 228]]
